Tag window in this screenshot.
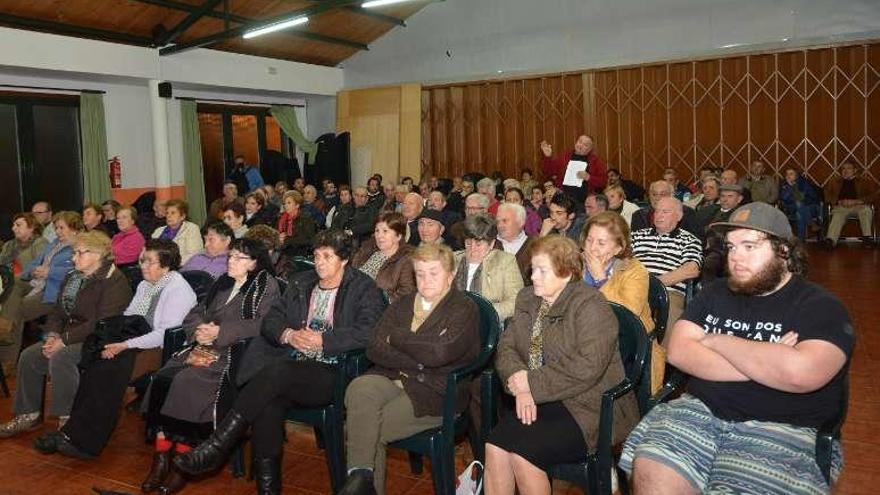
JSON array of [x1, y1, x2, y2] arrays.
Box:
[[0, 92, 82, 235], [196, 104, 297, 201]]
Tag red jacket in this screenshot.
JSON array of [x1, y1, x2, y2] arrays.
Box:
[[541, 150, 608, 192]]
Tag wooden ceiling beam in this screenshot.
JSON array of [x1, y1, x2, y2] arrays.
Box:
[[130, 0, 368, 51], [159, 0, 225, 45], [159, 0, 363, 56], [0, 11, 156, 46]]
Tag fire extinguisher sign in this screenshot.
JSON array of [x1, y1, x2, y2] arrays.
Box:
[[109, 156, 122, 189]]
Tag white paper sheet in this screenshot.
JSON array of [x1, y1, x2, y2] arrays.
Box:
[[562, 160, 588, 187]]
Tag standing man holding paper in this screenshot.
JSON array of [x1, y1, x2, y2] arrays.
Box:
[[540, 135, 608, 203]]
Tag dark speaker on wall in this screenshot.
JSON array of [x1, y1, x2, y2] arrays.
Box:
[[158, 82, 172, 98]]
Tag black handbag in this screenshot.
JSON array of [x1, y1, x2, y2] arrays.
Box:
[[79, 315, 153, 369]]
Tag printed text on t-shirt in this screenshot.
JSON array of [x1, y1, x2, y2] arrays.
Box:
[[702, 313, 785, 342]]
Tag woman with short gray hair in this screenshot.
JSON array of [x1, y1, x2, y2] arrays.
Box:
[[452, 214, 523, 320]]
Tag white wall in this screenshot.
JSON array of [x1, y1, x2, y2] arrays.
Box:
[[304, 94, 337, 140], [0, 26, 338, 191], [0, 69, 156, 188], [342, 0, 880, 88]]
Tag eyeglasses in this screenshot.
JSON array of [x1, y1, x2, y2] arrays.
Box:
[[72, 249, 93, 257], [138, 258, 160, 266], [228, 254, 253, 262]]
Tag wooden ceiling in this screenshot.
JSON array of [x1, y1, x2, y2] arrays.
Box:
[[0, 0, 435, 67]]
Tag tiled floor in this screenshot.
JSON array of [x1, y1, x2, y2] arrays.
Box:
[[0, 244, 875, 494]]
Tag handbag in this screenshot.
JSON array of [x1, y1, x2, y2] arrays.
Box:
[[456, 460, 483, 495]]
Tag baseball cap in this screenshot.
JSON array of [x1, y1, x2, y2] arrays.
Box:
[[710, 202, 794, 241]]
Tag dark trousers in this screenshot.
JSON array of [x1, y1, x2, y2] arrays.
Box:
[[235, 359, 335, 458], [62, 349, 138, 456]]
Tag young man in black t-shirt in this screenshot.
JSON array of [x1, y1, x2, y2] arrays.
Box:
[[620, 202, 854, 494]]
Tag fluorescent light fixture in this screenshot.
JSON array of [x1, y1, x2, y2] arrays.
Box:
[[362, 0, 415, 8], [719, 43, 743, 49], [243, 16, 309, 39]]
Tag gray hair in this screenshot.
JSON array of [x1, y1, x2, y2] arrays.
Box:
[[463, 213, 497, 241], [498, 202, 526, 226], [476, 177, 495, 192], [466, 192, 490, 209]]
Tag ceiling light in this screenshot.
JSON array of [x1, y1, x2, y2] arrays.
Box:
[[362, 0, 415, 8], [243, 16, 309, 39]]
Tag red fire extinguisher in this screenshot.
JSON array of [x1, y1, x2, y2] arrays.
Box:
[[109, 156, 122, 189]]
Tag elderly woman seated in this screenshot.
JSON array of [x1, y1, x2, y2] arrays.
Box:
[[453, 214, 523, 321], [152, 199, 203, 265], [339, 243, 480, 495], [277, 190, 317, 259], [32, 239, 197, 459], [581, 211, 662, 392], [0, 230, 132, 438], [172, 230, 385, 494], [485, 235, 639, 495], [351, 211, 415, 303], [140, 238, 281, 494], [0, 213, 48, 353], [180, 222, 234, 278], [111, 206, 146, 266], [12, 212, 82, 329]]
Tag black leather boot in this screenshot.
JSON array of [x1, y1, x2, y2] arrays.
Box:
[[253, 456, 282, 495], [158, 466, 187, 495], [172, 410, 250, 476], [141, 450, 171, 493], [337, 468, 376, 495]]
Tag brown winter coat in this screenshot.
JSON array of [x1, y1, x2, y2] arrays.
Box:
[[495, 281, 639, 450], [351, 238, 416, 303], [366, 288, 480, 418], [44, 261, 132, 345]]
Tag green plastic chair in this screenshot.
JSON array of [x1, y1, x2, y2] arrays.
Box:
[[387, 292, 502, 495], [0, 264, 12, 396], [647, 275, 669, 344], [547, 302, 650, 495]]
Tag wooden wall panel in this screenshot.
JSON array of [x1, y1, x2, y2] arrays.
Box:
[[422, 74, 588, 179], [421, 41, 880, 192]]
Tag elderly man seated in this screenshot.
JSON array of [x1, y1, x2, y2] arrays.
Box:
[[631, 196, 703, 332], [417, 209, 447, 246], [495, 202, 536, 282], [631, 180, 703, 238], [449, 193, 490, 250], [824, 161, 875, 248]]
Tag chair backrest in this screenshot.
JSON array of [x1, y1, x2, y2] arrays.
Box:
[[161, 325, 188, 365], [117, 262, 143, 295], [647, 275, 669, 343], [684, 278, 702, 307], [0, 264, 13, 305], [609, 302, 651, 415], [291, 256, 315, 274], [181, 270, 215, 305], [464, 291, 502, 359]]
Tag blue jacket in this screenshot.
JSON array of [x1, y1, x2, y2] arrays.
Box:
[[21, 240, 74, 304], [779, 176, 819, 211], [245, 166, 265, 192]]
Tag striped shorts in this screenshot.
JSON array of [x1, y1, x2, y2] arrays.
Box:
[[619, 394, 842, 494]]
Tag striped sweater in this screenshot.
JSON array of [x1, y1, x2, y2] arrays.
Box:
[[631, 227, 702, 294]]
